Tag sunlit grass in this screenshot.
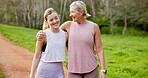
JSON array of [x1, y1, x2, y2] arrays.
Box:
[[0, 24, 148, 78], [102, 35, 148, 78], [0, 24, 38, 52], [0, 66, 4, 78]]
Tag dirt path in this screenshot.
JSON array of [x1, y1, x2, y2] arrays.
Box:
[[0, 34, 68, 78]]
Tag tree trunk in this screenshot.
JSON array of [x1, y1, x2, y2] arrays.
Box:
[[122, 0, 127, 35], [28, 11, 32, 28], [60, 0, 63, 20], [110, 14, 114, 35], [90, 0, 96, 18], [34, 10, 37, 29], [61, 0, 67, 23], [14, 10, 18, 25], [122, 15, 127, 35]]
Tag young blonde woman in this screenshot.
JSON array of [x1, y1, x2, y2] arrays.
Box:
[[29, 8, 68, 78], [37, 1, 106, 78]]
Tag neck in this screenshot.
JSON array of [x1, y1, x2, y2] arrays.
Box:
[[49, 28, 60, 33], [76, 18, 87, 24]]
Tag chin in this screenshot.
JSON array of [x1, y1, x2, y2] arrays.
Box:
[[53, 26, 59, 29], [73, 19, 79, 22]]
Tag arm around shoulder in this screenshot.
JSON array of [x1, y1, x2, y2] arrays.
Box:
[[60, 21, 72, 32]]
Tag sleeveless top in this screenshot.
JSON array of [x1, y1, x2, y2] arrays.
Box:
[[41, 29, 66, 62], [68, 21, 98, 73]]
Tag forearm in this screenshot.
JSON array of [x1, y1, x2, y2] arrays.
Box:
[[97, 49, 105, 70], [30, 55, 41, 76]]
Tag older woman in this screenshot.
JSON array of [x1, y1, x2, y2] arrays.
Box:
[[37, 1, 106, 78]]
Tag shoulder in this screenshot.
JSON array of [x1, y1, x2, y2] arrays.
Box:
[[43, 29, 50, 33], [43, 29, 48, 35], [63, 21, 72, 25], [60, 21, 72, 29], [89, 21, 100, 35], [60, 29, 65, 33], [43, 29, 51, 38], [87, 21, 98, 27], [87, 21, 100, 30], [61, 30, 68, 37], [94, 23, 99, 29]]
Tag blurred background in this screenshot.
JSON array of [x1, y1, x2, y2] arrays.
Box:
[[0, 0, 147, 35]]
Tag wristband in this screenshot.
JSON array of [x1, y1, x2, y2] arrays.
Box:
[[100, 69, 107, 73]]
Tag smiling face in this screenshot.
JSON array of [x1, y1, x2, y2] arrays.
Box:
[[46, 12, 60, 29], [70, 6, 84, 22]]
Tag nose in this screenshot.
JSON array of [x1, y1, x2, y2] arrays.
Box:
[[53, 19, 59, 24], [53, 19, 57, 23], [69, 13, 72, 17]]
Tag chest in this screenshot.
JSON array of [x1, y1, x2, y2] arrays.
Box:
[[69, 24, 94, 43], [46, 32, 66, 48]]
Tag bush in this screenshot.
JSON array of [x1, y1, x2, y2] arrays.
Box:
[[101, 26, 148, 36], [101, 27, 110, 34]]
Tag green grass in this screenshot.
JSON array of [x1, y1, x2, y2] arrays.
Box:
[[0, 24, 148, 78], [0, 71, 3, 78], [102, 35, 148, 78], [0, 24, 38, 52], [0, 65, 4, 78]]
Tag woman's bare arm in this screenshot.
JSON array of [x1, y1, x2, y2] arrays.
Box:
[[60, 21, 72, 33], [94, 24, 105, 70], [94, 24, 106, 78], [29, 38, 45, 78]]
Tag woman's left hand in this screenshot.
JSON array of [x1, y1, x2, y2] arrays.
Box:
[[100, 72, 106, 78]]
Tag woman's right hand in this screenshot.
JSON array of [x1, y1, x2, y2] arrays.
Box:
[[36, 30, 46, 41]]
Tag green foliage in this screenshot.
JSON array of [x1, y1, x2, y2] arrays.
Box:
[[101, 26, 148, 35], [89, 16, 109, 26], [125, 27, 148, 36], [0, 65, 4, 78], [101, 27, 111, 34], [0, 24, 148, 78]]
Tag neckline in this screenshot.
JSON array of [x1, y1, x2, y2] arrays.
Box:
[[48, 29, 61, 34], [75, 20, 89, 26]]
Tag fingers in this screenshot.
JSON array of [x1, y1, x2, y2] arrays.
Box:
[[36, 30, 45, 40], [100, 72, 106, 78]]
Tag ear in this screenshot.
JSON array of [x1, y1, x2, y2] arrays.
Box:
[[80, 10, 84, 16]]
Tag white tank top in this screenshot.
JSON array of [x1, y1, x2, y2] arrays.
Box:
[[41, 29, 66, 62]]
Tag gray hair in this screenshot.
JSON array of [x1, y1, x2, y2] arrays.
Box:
[[70, 1, 91, 18]]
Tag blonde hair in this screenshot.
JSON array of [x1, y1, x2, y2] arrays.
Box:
[[70, 1, 91, 18], [42, 8, 57, 30]]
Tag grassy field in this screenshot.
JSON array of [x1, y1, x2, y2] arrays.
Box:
[[0, 65, 4, 78], [0, 24, 148, 78]]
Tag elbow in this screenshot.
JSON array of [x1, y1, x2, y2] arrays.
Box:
[[96, 48, 104, 53]]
